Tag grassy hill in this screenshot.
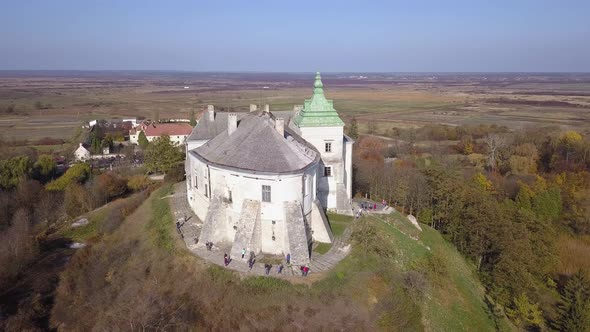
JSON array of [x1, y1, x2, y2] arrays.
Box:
[[49, 185, 513, 331], [365, 212, 514, 331]]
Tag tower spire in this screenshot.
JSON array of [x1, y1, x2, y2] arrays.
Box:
[[313, 72, 324, 95]]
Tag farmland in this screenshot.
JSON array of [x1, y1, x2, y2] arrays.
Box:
[[1, 71, 590, 142]]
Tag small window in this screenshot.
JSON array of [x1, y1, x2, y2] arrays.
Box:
[[205, 184, 209, 198], [324, 166, 332, 177], [194, 175, 198, 189], [228, 190, 232, 203], [325, 142, 332, 152], [262, 185, 271, 202]]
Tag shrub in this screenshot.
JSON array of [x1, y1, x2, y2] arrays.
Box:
[[127, 175, 151, 191], [46, 163, 91, 191]]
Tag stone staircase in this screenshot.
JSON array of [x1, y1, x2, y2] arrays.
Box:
[[310, 226, 353, 273], [284, 201, 311, 266], [230, 199, 261, 259], [197, 196, 226, 247]]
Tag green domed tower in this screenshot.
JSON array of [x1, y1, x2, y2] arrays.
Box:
[[293, 72, 345, 127]]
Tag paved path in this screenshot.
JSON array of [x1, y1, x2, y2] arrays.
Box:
[[169, 182, 353, 277]]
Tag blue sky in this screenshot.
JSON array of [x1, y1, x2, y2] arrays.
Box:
[[1, 0, 589, 72]]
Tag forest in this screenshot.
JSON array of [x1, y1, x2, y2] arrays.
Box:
[[352, 121, 590, 331]]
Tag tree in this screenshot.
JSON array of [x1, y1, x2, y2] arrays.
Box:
[[144, 135, 184, 174], [138, 131, 149, 149], [557, 271, 590, 332], [473, 173, 493, 191], [459, 135, 474, 155], [560, 130, 583, 166], [0, 156, 34, 190], [348, 117, 358, 139], [189, 110, 197, 127], [64, 183, 92, 217], [506, 293, 544, 330], [0, 208, 37, 283], [485, 134, 507, 172], [34, 154, 56, 181], [101, 134, 114, 151]]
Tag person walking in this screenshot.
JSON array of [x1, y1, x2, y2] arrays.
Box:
[[248, 257, 254, 270], [303, 266, 309, 276], [224, 254, 231, 266], [277, 263, 284, 274], [286, 253, 291, 265], [241, 248, 246, 259]]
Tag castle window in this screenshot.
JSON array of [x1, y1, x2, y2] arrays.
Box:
[[228, 190, 232, 203], [205, 184, 209, 198], [262, 185, 271, 202], [324, 166, 332, 177], [194, 175, 198, 189], [325, 142, 332, 152]]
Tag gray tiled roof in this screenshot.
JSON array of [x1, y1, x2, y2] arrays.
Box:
[[191, 111, 318, 173], [188, 110, 294, 141]]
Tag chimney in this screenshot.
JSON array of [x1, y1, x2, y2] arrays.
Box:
[[275, 118, 284, 137], [249, 104, 258, 112], [228, 113, 237, 135], [264, 104, 270, 113], [207, 105, 215, 121]]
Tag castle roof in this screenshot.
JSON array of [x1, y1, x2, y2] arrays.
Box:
[[191, 112, 319, 174], [293, 72, 345, 128], [187, 110, 293, 141]]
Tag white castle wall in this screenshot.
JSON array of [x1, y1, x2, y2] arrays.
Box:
[[186, 151, 323, 256], [298, 126, 346, 210]]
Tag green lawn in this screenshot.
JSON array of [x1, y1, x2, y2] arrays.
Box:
[[146, 184, 175, 252], [327, 212, 353, 237], [313, 242, 332, 254], [359, 213, 514, 331]]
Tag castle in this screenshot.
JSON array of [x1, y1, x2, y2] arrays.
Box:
[[184, 73, 353, 265]]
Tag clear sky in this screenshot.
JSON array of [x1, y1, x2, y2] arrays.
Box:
[[1, 0, 589, 72]]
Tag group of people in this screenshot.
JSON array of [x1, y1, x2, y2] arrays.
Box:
[[205, 241, 214, 251], [216, 250, 310, 276], [264, 263, 285, 275]]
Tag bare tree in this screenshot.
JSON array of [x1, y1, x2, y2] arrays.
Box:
[[485, 134, 507, 172]]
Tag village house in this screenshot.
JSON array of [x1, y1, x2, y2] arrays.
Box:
[[130, 122, 193, 146], [74, 143, 91, 161]]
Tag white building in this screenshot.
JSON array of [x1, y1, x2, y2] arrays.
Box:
[[130, 122, 193, 146], [74, 143, 91, 161], [184, 73, 353, 265]]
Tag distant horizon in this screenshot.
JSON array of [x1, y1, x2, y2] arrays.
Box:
[[1, 69, 589, 75]]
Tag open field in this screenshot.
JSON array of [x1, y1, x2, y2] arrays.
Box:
[[1, 71, 590, 141]]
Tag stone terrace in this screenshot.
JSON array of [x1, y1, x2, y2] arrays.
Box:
[[170, 182, 352, 277]]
